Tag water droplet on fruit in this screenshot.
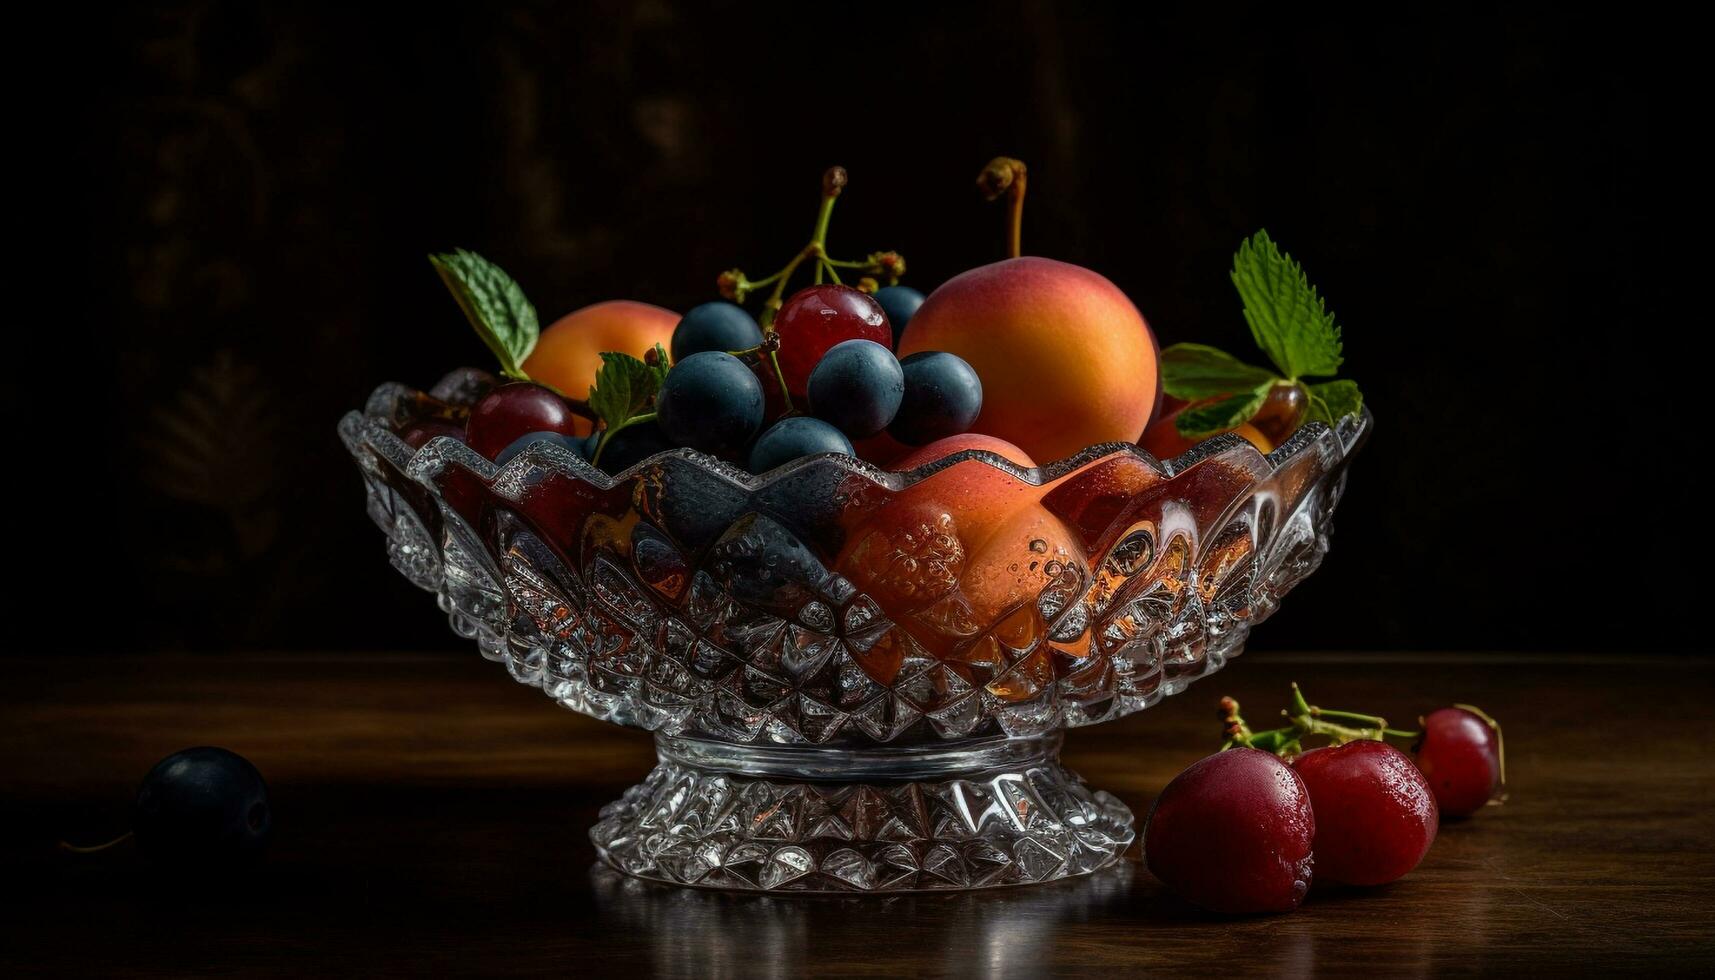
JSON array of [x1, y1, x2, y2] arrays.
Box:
[[1029, 539, 1048, 553]]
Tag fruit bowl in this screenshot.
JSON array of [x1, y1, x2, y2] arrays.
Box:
[[340, 367, 1369, 892]]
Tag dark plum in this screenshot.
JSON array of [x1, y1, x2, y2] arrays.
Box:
[[466, 383, 582, 460], [888, 351, 983, 446], [133, 747, 271, 866], [1291, 741, 1437, 886], [1143, 748, 1315, 914], [656, 351, 766, 455], [598, 420, 674, 474], [495, 430, 581, 465], [1413, 706, 1503, 817], [671, 301, 765, 362], [874, 285, 925, 345], [807, 339, 904, 439], [748, 417, 854, 474]]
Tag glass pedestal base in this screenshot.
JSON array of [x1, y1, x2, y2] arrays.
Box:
[[590, 733, 1135, 893]]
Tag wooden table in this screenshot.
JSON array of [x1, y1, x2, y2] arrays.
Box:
[[3, 652, 1710, 976]]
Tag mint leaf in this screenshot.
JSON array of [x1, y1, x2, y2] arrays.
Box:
[[430, 249, 539, 379], [1174, 382, 1274, 439], [1230, 231, 1342, 380], [1304, 379, 1363, 426], [588, 350, 665, 432], [1160, 343, 1280, 399]]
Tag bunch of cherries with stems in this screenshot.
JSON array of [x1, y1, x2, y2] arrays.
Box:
[[1144, 683, 1506, 914]]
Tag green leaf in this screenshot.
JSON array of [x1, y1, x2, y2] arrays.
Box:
[[1174, 382, 1274, 439], [1160, 343, 1281, 399], [1304, 379, 1363, 426], [430, 249, 540, 379], [588, 350, 666, 432], [1230, 231, 1343, 380]]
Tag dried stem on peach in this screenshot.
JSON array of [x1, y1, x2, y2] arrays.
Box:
[[977, 156, 1028, 258]]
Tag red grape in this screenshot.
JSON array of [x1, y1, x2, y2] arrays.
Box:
[[772, 284, 891, 401], [1290, 741, 1437, 886], [465, 383, 582, 461], [1143, 748, 1315, 914], [1414, 707, 1503, 817]]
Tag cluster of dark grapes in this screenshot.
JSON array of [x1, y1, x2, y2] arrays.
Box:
[[430, 283, 984, 477]]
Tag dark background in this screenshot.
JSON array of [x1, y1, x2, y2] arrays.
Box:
[[37, 2, 1682, 654]]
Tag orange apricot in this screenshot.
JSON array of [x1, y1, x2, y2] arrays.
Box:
[[1229, 422, 1273, 454], [521, 300, 678, 435], [897, 257, 1158, 465]]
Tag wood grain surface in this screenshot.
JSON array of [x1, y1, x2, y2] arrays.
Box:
[[3, 652, 1710, 977]]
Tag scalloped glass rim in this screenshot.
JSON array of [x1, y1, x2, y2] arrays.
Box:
[[340, 368, 1369, 743], [338, 373, 1369, 498]]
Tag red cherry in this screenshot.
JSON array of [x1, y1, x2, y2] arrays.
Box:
[[1290, 741, 1437, 886], [1143, 748, 1315, 914], [1413, 707, 1503, 817], [464, 383, 582, 461], [400, 420, 466, 450], [772, 284, 891, 402]]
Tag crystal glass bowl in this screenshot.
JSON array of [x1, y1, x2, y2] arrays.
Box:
[[340, 368, 1369, 892]]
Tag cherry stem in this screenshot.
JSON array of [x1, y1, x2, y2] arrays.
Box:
[[1222, 683, 1420, 757], [977, 157, 1028, 258], [59, 830, 134, 854], [1454, 702, 1507, 787], [562, 397, 599, 422], [590, 411, 657, 467]]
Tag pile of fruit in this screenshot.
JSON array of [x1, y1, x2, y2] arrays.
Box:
[[1146, 687, 1505, 913], [405, 160, 1363, 479]]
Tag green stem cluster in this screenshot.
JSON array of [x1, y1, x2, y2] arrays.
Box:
[[1221, 683, 1418, 757], [716, 167, 906, 414]]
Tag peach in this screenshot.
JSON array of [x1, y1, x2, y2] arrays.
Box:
[[521, 300, 679, 435], [851, 430, 911, 467], [897, 257, 1159, 465], [1140, 407, 1274, 461], [892, 433, 1037, 471], [837, 432, 1070, 639]]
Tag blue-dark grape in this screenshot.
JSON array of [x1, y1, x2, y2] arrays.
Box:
[[671, 301, 765, 362], [807, 339, 904, 439], [598, 420, 674, 473], [874, 286, 926, 345], [888, 351, 984, 445], [656, 351, 766, 455], [133, 747, 271, 866], [495, 430, 581, 465], [748, 417, 854, 474]]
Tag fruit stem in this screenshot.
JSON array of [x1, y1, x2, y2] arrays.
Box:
[[977, 157, 1028, 259], [759, 252, 809, 329], [1222, 683, 1420, 758], [590, 411, 657, 467], [1454, 702, 1507, 789], [811, 167, 843, 247], [58, 830, 134, 854], [561, 396, 599, 422], [1311, 706, 1391, 727]]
